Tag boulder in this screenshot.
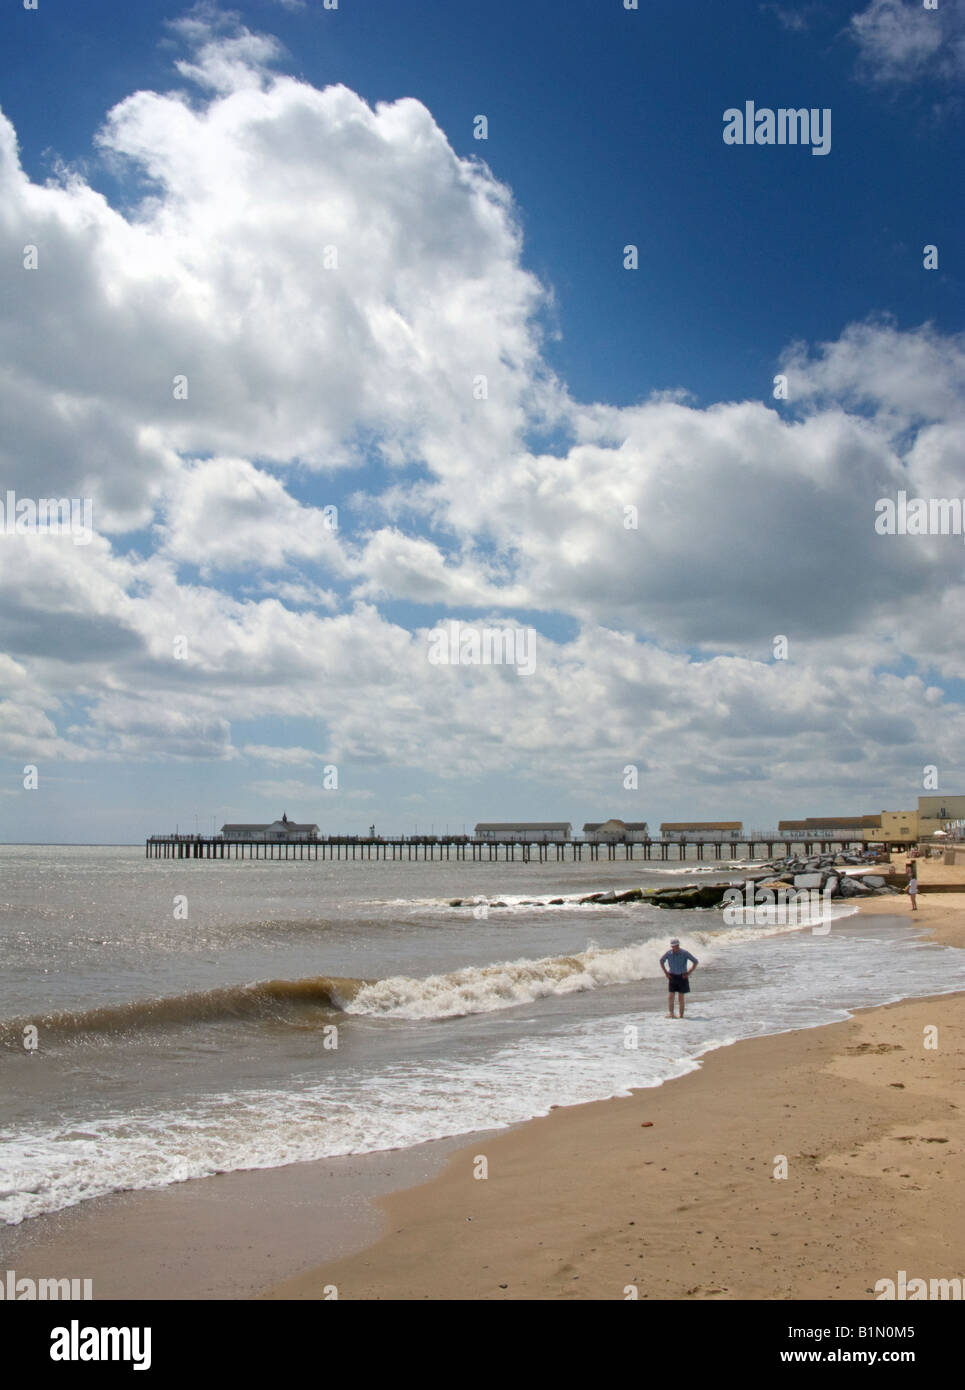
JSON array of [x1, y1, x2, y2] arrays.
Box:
[[864, 875, 886, 888], [671, 888, 703, 907], [614, 888, 644, 902], [648, 890, 691, 909], [793, 873, 825, 890], [448, 899, 463, 907], [644, 882, 733, 910], [695, 884, 730, 907]]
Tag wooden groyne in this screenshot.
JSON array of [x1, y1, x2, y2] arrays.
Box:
[[145, 835, 882, 863]]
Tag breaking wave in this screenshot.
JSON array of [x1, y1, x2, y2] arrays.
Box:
[[345, 939, 683, 1019], [0, 975, 364, 1047]]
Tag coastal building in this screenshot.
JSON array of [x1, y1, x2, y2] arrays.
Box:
[[918, 795, 965, 839], [474, 822, 572, 843], [778, 816, 878, 839], [220, 813, 320, 842], [660, 822, 742, 843], [583, 819, 649, 843], [865, 811, 919, 844]]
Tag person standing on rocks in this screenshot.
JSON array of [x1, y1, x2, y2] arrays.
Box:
[[660, 938, 698, 1018]]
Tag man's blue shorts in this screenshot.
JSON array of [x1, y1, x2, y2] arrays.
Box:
[[668, 972, 690, 994]]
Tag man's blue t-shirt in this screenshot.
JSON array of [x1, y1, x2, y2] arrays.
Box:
[[660, 948, 698, 973]]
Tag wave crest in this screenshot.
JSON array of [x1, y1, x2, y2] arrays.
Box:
[[0, 975, 364, 1046]]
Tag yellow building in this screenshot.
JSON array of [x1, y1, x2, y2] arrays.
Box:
[[918, 795, 965, 839], [865, 810, 918, 844]]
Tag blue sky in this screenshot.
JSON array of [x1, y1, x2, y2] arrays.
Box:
[[0, 0, 963, 841], [3, 0, 959, 406]]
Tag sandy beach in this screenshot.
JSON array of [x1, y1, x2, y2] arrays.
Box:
[[5, 857, 963, 1302], [265, 858, 965, 1301]]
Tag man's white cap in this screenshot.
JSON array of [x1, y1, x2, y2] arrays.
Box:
[[670, 938, 680, 945]]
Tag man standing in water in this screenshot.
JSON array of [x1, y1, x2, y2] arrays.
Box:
[[660, 937, 698, 1018]]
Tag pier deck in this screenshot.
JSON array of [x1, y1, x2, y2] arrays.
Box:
[[144, 835, 891, 862]]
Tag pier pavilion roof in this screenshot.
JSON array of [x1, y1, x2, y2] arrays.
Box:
[[474, 822, 572, 832], [659, 821, 741, 832]]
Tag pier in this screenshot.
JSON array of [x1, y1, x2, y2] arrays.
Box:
[[144, 834, 890, 863]]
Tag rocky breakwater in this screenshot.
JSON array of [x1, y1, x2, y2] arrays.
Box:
[[446, 886, 721, 910], [549, 885, 726, 909], [723, 852, 901, 909], [446, 856, 901, 914], [634, 884, 735, 911]]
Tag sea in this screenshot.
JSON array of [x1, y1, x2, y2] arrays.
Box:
[[1, 844, 962, 1228]]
